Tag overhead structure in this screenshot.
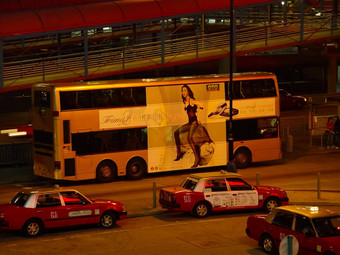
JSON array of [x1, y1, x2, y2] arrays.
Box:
[[0, 0, 280, 39]]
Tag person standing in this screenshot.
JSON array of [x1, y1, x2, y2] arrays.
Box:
[[325, 117, 335, 149], [333, 116, 340, 149]]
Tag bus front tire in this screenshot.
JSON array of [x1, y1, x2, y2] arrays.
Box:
[[126, 157, 146, 180], [234, 148, 251, 169], [96, 160, 117, 183]]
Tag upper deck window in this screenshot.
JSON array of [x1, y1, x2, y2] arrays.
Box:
[[60, 87, 146, 111], [230, 79, 276, 99]]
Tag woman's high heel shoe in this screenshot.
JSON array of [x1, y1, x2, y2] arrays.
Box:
[[174, 152, 184, 161]]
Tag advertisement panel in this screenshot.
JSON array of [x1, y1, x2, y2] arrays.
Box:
[[147, 83, 226, 172], [99, 82, 276, 172]]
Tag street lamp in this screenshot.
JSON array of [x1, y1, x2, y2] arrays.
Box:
[[228, 0, 234, 162]]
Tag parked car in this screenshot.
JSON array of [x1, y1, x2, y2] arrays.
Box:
[[246, 205, 340, 254], [0, 188, 127, 237], [159, 171, 289, 217], [279, 89, 307, 109]]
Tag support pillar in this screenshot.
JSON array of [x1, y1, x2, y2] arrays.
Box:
[[328, 56, 338, 93], [0, 39, 3, 89], [83, 30, 88, 77]]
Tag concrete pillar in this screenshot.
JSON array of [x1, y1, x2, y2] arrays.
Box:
[[328, 56, 338, 93], [0, 39, 3, 89]]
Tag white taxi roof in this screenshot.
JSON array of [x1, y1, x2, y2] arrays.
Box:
[[272, 205, 340, 219], [189, 171, 241, 180]]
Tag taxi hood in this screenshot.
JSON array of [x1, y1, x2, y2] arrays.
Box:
[[255, 185, 285, 192], [92, 199, 123, 205], [0, 203, 16, 211]]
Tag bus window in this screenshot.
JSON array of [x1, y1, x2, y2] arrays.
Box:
[[71, 128, 147, 156], [227, 117, 278, 141], [230, 79, 276, 99], [77, 91, 92, 109], [60, 87, 146, 110], [60, 91, 77, 110]]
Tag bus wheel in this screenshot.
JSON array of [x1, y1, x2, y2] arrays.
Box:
[[96, 160, 117, 183], [126, 157, 146, 180], [234, 148, 251, 169]]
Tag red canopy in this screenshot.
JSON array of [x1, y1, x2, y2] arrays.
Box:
[[0, 0, 278, 38]]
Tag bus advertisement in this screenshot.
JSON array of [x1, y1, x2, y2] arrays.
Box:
[[32, 72, 281, 182]]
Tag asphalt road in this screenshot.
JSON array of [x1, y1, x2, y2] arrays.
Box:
[[1, 151, 340, 255]]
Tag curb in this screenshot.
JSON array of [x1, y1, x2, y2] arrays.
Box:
[[127, 200, 340, 218]]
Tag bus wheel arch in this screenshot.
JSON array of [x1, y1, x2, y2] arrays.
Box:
[[233, 147, 252, 169], [126, 157, 147, 180], [96, 160, 117, 183]]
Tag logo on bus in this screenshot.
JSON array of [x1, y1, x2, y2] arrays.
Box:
[[206, 84, 220, 92]]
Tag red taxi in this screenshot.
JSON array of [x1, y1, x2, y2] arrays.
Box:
[[0, 189, 127, 237], [246, 205, 340, 254], [159, 171, 289, 217]]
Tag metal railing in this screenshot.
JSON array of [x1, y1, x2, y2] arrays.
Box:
[[2, 13, 340, 87]]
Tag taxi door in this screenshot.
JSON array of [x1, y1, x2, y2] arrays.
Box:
[[60, 191, 99, 226], [270, 210, 296, 248], [226, 178, 259, 208], [35, 193, 70, 228], [293, 214, 319, 255], [203, 178, 232, 209]]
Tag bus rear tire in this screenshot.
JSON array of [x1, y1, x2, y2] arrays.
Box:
[[234, 148, 251, 169], [96, 160, 117, 183], [126, 157, 146, 180]]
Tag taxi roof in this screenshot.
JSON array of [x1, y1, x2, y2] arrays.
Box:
[[189, 171, 241, 180], [20, 187, 79, 195], [275, 205, 340, 219]]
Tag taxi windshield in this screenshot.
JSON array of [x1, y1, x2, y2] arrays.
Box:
[[10, 192, 30, 207], [181, 178, 198, 190], [313, 216, 340, 237]]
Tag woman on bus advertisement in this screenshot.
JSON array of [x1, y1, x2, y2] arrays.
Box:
[[173, 84, 215, 168]]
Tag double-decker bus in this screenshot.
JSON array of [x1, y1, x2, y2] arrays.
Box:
[[32, 72, 281, 182]]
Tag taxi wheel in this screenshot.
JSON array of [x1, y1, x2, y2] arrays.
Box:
[[96, 161, 117, 183], [192, 202, 210, 217], [23, 219, 43, 237], [263, 197, 280, 213], [261, 234, 276, 254], [126, 158, 146, 180], [100, 211, 117, 228]]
